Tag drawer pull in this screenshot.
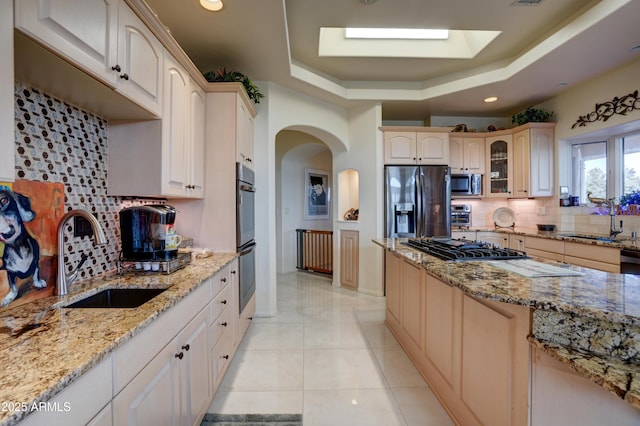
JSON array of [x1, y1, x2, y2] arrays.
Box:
[[182, 344, 190, 351], [175, 352, 184, 360]]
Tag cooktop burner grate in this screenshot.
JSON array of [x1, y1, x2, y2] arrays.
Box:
[[402, 238, 528, 261]]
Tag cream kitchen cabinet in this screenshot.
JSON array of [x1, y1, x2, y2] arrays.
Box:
[[15, 0, 163, 117], [564, 241, 620, 273], [385, 251, 402, 330], [460, 294, 530, 426], [204, 83, 256, 251], [525, 236, 564, 262], [449, 136, 485, 174], [19, 357, 113, 426], [108, 54, 205, 198], [486, 134, 514, 198], [452, 230, 476, 241], [401, 260, 425, 354], [513, 124, 555, 198], [0, 0, 13, 182], [476, 231, 509, 248], [509, 234, 526, 252], [113, 282, 211, 426], [383, 130, 450, 165]]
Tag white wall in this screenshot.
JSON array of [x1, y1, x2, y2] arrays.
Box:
[[276, 131, 332, 274]]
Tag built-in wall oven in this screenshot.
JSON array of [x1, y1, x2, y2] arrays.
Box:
[[237, 163, 256, 312]]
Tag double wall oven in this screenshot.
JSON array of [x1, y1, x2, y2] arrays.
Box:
[[237, 163, 256, 312]]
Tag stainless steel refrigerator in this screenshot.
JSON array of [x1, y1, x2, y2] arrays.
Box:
[[385, 165, 451, 238]]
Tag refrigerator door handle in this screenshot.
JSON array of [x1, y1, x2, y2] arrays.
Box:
[[417, 172, 424, 237]]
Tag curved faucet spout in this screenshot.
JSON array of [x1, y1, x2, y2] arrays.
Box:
[[57, 210, 108, 296]]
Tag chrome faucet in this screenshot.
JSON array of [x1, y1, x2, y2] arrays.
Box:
[[587, 192, 623, 238], [57, 210, 108, 296]]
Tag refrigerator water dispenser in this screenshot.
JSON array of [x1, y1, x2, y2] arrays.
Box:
[[394, 203, 415, 234]]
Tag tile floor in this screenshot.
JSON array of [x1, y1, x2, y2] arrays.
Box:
[[207, 272, 453, 425]]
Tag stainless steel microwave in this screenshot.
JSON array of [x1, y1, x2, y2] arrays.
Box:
[[451, 174, 482, 196]]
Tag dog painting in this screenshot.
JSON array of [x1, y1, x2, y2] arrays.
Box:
[[0, 181, 62, 308]]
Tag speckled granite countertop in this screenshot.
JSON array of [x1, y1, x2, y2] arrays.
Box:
[[374, 238, 640, 409], [0, 252, 236, 426]]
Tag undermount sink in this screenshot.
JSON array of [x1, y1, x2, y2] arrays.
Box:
[[557, 234, 618, 243], [61, 288, 167, 309]]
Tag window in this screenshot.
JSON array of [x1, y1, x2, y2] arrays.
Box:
[[571, 141, 607, 200], [623, 134, 640, 195], [571, 130, 640, 203]]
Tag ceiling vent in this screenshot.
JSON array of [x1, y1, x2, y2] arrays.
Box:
[[512, 0, 543, 5]]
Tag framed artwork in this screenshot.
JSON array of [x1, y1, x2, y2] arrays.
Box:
[[305, 168, 330, 220]]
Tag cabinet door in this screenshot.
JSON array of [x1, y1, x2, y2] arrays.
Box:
[[117, 4, 163, 116], [385, 251, 402, 328], [512, 129, 530, 198], [162, 55, 189, 196], [449, 137, 464, 172], [486, 135, 513, 197], [425, 276, 460, 388], [529, 127, 554, 197], [417, 132, 449, 165], [340, 230, 359, 289], [452, 230, 476, 241], [188, 79, 206, 198], [177, 307, 210, 426], [237, 97, 255, 169], [509, 234, 525, 251], [476, 231, 509, 248], [0, 1, 13, 182], [464, 137, 485, 174], [401, 260, 424, 355], [14, 0, 119, 87], [384, 132, 417, 164], [113, 341, 180, 426]]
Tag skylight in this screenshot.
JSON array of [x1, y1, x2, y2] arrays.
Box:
[[344, 28, 449, 40], [319, 27, 502, 59]]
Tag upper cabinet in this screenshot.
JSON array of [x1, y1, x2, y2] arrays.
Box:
[[485, 134, 514, 198], [0, 1, 14, 182], [15, 0, 163, 116], [449, 136, 485, 174], [383, 129, 450, 165], [107, 53, 205, 199], [515, 124, 555, 197]]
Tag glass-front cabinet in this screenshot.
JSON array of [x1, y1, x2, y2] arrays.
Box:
[[486, 135, 513, 197]]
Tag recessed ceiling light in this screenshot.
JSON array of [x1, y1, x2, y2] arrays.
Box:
[[200, 0, 223, 11], [345, 28, 449, 40], [484, 96, 498, 103]]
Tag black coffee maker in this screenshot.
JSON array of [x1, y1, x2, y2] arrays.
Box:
[[119, 205, 178, 261]]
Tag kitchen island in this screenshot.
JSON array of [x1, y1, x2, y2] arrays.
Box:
[[375, 237, 640, 425], [0, 252, 238, 426]]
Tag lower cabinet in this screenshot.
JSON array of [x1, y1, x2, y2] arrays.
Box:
[[113, 306, 209, 426], [385, 259, 532, 425]]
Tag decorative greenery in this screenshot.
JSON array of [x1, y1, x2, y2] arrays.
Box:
[[203, 68, 264, 104], [511, 106, 554, 126]]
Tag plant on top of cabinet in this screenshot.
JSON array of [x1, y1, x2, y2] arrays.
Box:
[[511, 106, 554, 126], [204, 68, 264, 104]]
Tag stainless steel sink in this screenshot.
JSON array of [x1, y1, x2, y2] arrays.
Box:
[[61, 288, 167, 308], [557, 234, 618, 243]]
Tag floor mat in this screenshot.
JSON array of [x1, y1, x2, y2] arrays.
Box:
[[201, 413, 303, 426]]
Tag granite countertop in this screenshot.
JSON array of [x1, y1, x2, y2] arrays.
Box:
[[374, 238, 640, 409], [0, 252, 236, 426], [458, 226, 640, 251]]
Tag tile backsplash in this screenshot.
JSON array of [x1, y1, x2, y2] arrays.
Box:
[[13, 81, 162, 281]]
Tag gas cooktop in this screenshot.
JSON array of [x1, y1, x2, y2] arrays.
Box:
[[402, 238, 528, 262]]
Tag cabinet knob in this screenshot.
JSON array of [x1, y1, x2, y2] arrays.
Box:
[[221, 277, 227, 283], [120, 73, 129, 80], [221, 300, 227, 304], [182, 344, 190, 351], [175, 352, 184, 360], [221, 322, 228, 327], [231, 270, 236, 274], [222, 355, 229, 360], [111, 64, 121, 72]]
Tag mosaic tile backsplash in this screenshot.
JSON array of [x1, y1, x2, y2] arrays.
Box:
[[13, 81, 163, 282]]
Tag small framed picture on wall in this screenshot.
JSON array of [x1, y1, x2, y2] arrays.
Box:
[[305, 168, 330, 220]]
